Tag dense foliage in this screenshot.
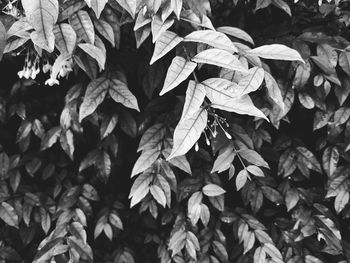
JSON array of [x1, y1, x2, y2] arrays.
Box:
[[0, 0, 350, 262]]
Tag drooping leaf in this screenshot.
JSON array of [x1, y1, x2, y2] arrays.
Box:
[[322, 146, 339, 177], [160, 56, 197, 95], [248, 44, 304, 62], [150, 185, 166, 207], [151, 16, 174, 43], [78, 43, 106, 71], [79, 77, 109, 121], [93, 18, 115, 47], [168, 108, 208, 159], [192, 48, 247, 72], [217, 26, 254, 45], [236, 169, 248, 191], [22, 0, 59, 52], [202, 78, 241, 102], [109, 78, 140, 111], [69, 10, 95, 44], [115, 0, 136, 18], [181, 81, 206, 120], [85, 0, 108, 18], [131, 148, 160, 177], [0, 202, 19, 228], [53, 23, 77, 55], [183, 30, 237, 53], [236, 67, 264, 96]]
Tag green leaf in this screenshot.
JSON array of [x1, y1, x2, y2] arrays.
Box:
[[168, 108, 207, 159], [85, 0, 107, 18], [131, 148, 160, 177], [79, 77, 109, 121], [150, 185, 166, 207], [236, 67, 264, 96], [285, 188, 299, 211], [255, 0, 272, 11], [192, 48, 247, 72], [160, 56, 197, 95], [150, 31, 183, 65], [67, 236, 93, 262], [236, 169, 248, 191], [239, 149, 269, 168], [22, 0, 59, 52], [322, 146, 339, 177], [181, 81, 206, 120], [138, 123, 165, 152], [0, 21, 5, 61], [217, 26, 254, 45], [246, 165, 264, 177], [109, 78, 140, 111], [202, 184, 226, 196], [183, 30, 237, 53], [0, 202, 19, 228], [254, 246, 266, 263], [78, 43, 106, 71], [41, 126, 61, 150], [211, 95, 268, 121], [0, 152, 9, 177], [69, 10, 95, 44], [248, 44, 304, 62]]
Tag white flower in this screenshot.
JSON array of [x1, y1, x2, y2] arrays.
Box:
[[45, 77, 59, 86], [24, 67, 31, 79], [43, 62, 52, 74], [17, 69, 24, 79]]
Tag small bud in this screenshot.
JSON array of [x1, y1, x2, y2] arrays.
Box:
[[224, 131, 232, 139], [195, 142, 199, 152]]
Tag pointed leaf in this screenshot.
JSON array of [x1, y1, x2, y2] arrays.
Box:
[[131, 148, 160, 177], [22, 0, 59, 52], [150, 185, 166, 207], [93, 18, 115, 47], [192, 48, 247, 72], [53, 23, 77, 55], [168, 108, 207, 159], [85, 0, 107, 18], [217, 26, 254, 45], [248, 44, 304, 62], [184, 30, 237, 53], [109, 78, 139, 111], [78, 43, 106, 70], [150, 31, 183, 65], [0, 202, 19, 228], [181, 81, 206, 120], [69, 10, 95, 44], [236, 67, 264, 96], [202, 184, 226, 197]]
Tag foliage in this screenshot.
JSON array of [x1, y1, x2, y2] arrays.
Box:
[[0, 0, 350, 262]]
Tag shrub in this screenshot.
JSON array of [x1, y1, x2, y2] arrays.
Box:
[[0, 0, 349, 262]]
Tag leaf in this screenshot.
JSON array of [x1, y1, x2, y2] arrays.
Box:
[[53, 23, 77, 55], [22, 0, 59, 52], [202, 184, 226, 196], [181, 81, 206, 120], [0, 152, 9, 177], [211, 95, 268, 121], [247, 165, 264, 177], [211, 144, 235, 173], [41, 127, 61, 150], [339, 52, 350, 77], [150, 185, 166, 207], [0, 202, 19, 228], [138, 124, 165, 152], [183, 30, 237, 53], [271, 0, 291, 16], [296, 146, 322, 173], [85, 0, 107, 18], [168, 108, 207, 159], [255, 0, 272, 11], [334, 191, 349, 214], [333, 107, 350, 126], [150, 31, 183, 65], [69, 10, 95, 44], [217, 26, 254, 45], [254, 246, 266, 263], [93, 18, 115, 47], [236, 67, 264, 96], [131, 148, 160, 177], [160, 56, 197, 95], [151, 16, 174, 43], [78, 43, 106, 71], [109, 78, 140, 111], [285, 188, 299, 211], [79, 77, 109, 121], [243, 231, 255, 254], [263, 243, 283, 263], [192, 48, 247, 72], [0, 21, 5, 61], [248, 44, 304, 62], [298, 92, 314, 109], [116, 0, 136, 18], [202, 78, 241, 102], [239, 149, 269, 168], [322, 146, 339, 177], [58, 0, 87, 22], [236, 169, 248, 191]]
